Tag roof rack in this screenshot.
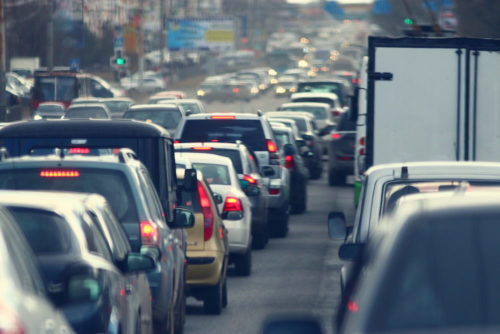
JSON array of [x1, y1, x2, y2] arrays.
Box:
[[117, 148, 138, 163]]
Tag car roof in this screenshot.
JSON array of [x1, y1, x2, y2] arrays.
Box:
[[364, 161, 500, 180], [280, 102, 331, 109], [129, 104, 180, 111], [67, 103, 108, 109], [0, 119, 172, 138], [265, 111, 315, 119], [174, 152, 234, 166], [290, 92, 339, 100], [175, 141, 245, 151]]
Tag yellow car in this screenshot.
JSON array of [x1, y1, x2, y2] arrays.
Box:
[[176, 168, 229, 314]]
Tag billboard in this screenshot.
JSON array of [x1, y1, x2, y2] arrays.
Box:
[[167, 18, 235, 51]]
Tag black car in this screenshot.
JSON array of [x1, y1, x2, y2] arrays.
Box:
[[271, 124, 308, 215], [327, 111, 356, 186]]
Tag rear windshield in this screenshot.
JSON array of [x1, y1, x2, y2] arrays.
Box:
[[180, 119, 267, 151], [192, 163, 230, 185], [35, 76, 77, 102], [268, 116, 307, 132], [0, 169, 138, 223], [280, 106, 327, 119], [297, 82, 342, 95], [103, 101, 132, 113], [177, 148, 243, 174], [9, 207, 71, 254], [124, 109, 182, 129], [292, 97, 335, 107], [65, 107, 108, 119], [274, 131, 291, 147]]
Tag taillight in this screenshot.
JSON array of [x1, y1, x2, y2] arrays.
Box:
[[332, 133, 342, 140], [337, 156, 353, 161], [191, 146, 213, 151], [0, 303, 25, 334], [359, 148, 366, 155], [267, 139, 277, 153], [210, 115, 236, 119], [243, 174, 257, 185], [40, 170, 80, 178], [140, 221, 158, 245], [269, 188, 280, 195], [174, 140, 180, 144], [359, 136, 365, 146], [331, 110, 341, 117], [223, 196, 243, 212], [197, 180, 214, 241], [284, 155, 295, 170], [69, 147, 90, 154], [232, 87, 240, 94], [347, 300, 359, 313]]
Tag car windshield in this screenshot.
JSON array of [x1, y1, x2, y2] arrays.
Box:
[[273, 131, 291, 147], [102, 101, 131, 113], [180, 119, 267, 151], [0, 169, 138, 223], [8, 207, 71, 254], [297, 82, 342, 96], [192, 163, 230, 185], [124, 108, 182, 129]]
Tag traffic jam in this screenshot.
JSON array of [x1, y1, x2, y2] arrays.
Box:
[[2, 0, 500, 333]]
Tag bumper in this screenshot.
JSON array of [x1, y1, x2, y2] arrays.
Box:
[[223, 218, 251, 254], [186, 251, 225, 286]]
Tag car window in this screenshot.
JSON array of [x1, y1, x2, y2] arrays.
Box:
[[180, 119, 267, 151], [9, 207, 71, 254], [0, 168, 139, 224], [138, 168, 167, 227], [124, 108, 182, 129], [179, 102, 201, 114], [81, 212, 113, 261], [281, 106, 327, 119], [192, 163, 230, 185], [273, 131, 291, 147], [101, 205, 131, 257]]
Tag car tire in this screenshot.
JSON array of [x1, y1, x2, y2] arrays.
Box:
[[154, 306, 174, 334], [222, 278, 228, 308], [269, 214, 289, 237], [204, 278, 223, 315], [252, 229, 268, 250], [174, 283, 186, 334], [291, 186, 307, 214], [310, 164, 323, 180], [234, 248, 252, 276], [328, 169, 346, 186]]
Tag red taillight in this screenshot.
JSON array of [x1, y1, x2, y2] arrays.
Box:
[[347, 300, 358, 313], [243, 175, 257, 185], [40, 170, 80, 178], [337, 156, 353, 161], [140, 221, 158, 246], [0, 303, 25, 334], [191, 146, 213, 151], [197, 180, 214, 241], [267, 139, 277, 153], [359, 148, 366, 155], [69, 147, 90, 154], [359, 136, 365, 146], [174, 140, 180, 144], [269, 188, 280, 195], [232, 87, 240, 94], [331, 110, 341, 117], [223, 196, 243, 212], [284, 155, 295, 170], [332, 133, 342, 140], [211, 115, 236, 120]]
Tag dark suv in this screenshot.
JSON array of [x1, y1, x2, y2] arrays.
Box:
[[0, 151, 194, 334]]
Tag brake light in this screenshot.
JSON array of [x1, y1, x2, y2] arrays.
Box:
[[243, 175, 257, 185], [284, 155, 295, 170], [197, 180, 214, 241], [332, 133, 342, 140], [40, 170, 80, 178], [191, 146, 213, 151], [232, 87, 240, 94], [0, 302, 25, 334], [269, 188, 280, 195], [69, 147, 90, 154], [140, 221, 158, 245], [210, 115, 236, 119], [332, 110, 341, 117], [359, 148, 366, 155], [359, 136, 365, 146], [267, 139, 277, 153], [223, 196, 243, 212], [347, 300, 359, 313], [174, 140, 180, 144], [337, 156, 353, 161]]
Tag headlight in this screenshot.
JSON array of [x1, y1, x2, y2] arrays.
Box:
[[259, 84, 266, 90], [275, 87, 286, 94], [270, 78, 278, 85], [33, 114, 43, 120], [197, 90, 205, 97], [251, 87, 259, 94], [268, 69, 278, 76], [289, 87, 297, 93], [298, 59, 309, 68]]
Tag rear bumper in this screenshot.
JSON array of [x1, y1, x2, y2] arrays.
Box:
[[186, 251, 225, 286], [223, 218, 251, 254]]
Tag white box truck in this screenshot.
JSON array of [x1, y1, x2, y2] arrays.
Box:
[[9, 57, 40, 78], [354, 37, 500, 202]]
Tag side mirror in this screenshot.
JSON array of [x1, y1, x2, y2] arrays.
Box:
[[140, 245, 160, 261], [213, 193, 223, 204], [338, 243, 364, 261], [261, 165, 275, 177], [328, 211, 347, 241], [67, 275, 102, 303], [283, 143, 296, 156], [124, 252, 156, 273], [245, 184, 261, 197], [171, 206, 195, 229], [262, 315, 323, 334], [183, 168, 197, 191]]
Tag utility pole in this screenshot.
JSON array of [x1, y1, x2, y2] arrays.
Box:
[[47, 0, 54, 70], [159, 0, 166, 72], [0, 0, 6, 121], [138, 0, 144, 86]]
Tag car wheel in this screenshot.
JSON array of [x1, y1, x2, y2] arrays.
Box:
[[291, 186, 307, 214], [154, 306, 174, 334], [204, 277, 223, 315], [269, 213, 289, 237], [310, 164, 323, 180], [222, 278, 228, 308], [328, 169, 346, 186], [174, 284, 185, 334], [234, 248, 252, 276], [252, 228, 268, 250]]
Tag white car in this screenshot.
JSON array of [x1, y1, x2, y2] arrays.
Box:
[[175, 152, 253, 276], [120, 75, 166, 93]]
